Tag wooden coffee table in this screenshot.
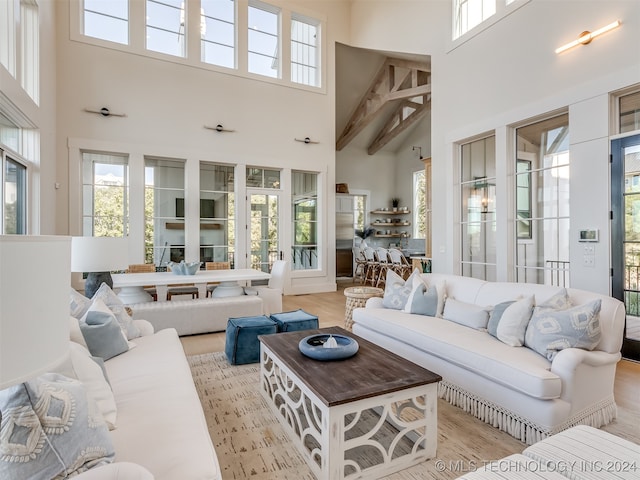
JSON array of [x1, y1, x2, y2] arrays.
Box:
[[259, 326, 441, 480]]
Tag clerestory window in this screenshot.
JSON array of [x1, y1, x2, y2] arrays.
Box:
[[248, 2, 280, 79], [291, 15, 320, 87], [83, 0, 129, 45]]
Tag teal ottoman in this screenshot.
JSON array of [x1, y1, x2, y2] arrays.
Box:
[[225, 315, 277, 365], [270, 309, 319, 333]]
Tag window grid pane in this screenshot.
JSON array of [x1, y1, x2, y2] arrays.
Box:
[[291, 17, 318, 87], [4, 157, 26, 234], [82, 152, 130, 238], [144, 157, 184, 265], [146, 0, 185, 58], [84, 0, 129, 45], [292, 171, 318, 270], [201, 0, 235, 68], [200, 163, 235, 266], [515, 115, 570, 286], [248, 4, 279, 78]]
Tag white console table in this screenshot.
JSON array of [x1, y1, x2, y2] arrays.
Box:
[[111, 268, 270, 304]]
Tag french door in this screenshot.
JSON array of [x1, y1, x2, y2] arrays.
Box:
[[246, 190, 282, 274], [611, 134, 640, 361]]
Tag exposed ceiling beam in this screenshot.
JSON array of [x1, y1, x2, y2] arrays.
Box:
[[367, 97, 430, 155], [336, 57, 431, 152]]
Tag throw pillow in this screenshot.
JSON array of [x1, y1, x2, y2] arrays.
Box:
[[404, 280, 446, 317], [443, 298, 490, 330], [68, 342, 117, 430], [0, 373, 115, 479], [487, 301, 515, 337], [524, 299, 602, 361], [69, 316, 89, 349], [496, 296, 534, 347], [536, 289, 573, 311], [80, 302, 130, 360], [382, 269, 421, 310], [70, 288, 91, 319], [91, 283, 141, 340]]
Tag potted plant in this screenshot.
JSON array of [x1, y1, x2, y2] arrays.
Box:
[[355, 226, 375, 247], [391, 198, 400, 212]]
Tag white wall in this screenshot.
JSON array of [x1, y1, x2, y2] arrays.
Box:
[[349, 0, 640, 294], [55, 0, 351, 294]]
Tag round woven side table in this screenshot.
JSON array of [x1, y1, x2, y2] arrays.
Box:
[[344, 286, 384, 331]]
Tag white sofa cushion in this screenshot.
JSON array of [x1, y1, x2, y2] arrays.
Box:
[[443, 298, 489, 330], [105, 328, 220, 480], [353, 307, 562, 399], [496, 296, 534, 347]]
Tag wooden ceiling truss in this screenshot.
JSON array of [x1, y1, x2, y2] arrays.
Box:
[[336, 57, 431, 154]]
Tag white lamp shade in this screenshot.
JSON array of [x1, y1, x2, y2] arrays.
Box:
[[0, 235, 71, 389], [71, 236, 129, 272]]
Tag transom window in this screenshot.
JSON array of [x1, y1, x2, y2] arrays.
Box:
[[291, 15, 319, 87], [146, 0, 185, 58], [619, 91, 640, 134], [453, 0, 496, 40], [246, 167, 280, 189], [247, 2, 280, 78], [83, 0, 128, 45], [201, 0, 235, 68]]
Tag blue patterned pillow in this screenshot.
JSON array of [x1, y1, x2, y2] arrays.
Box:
[[0, 373, 115, 479], [382, 269, 420, 310], [524, 299, 602, 361]]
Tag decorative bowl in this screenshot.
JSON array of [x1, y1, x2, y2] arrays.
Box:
[[168, 261, 202, 275], [298, 334, 359, 361]]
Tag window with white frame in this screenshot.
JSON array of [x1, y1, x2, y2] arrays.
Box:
[[82, 152, 130, 238], [460, 136, 496, 280], [3, 151, 27, 234], [292, 171, 318, 270], [0, 0, 17, 76], [146, 0, 185, 58], [413, 170, 426, 239], [21, 0, 39, 104], [291, 14, 319, 87], [514, 114, 570, 287], [83, 0, 129, 45], [201, 0, 235, 68], [145, 157, 185, 265], [453, 0, 496, 40], [619, 90, 640, 134], [248, 2, 280, 78], [200, 162, 235, 266]]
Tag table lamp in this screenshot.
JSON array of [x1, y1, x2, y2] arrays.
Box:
[[71, 236, 128, 298], [0, 235, 71, 423]]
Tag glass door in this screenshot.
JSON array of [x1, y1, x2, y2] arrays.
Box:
[[611, 134, 640, 360], [247, 190, 281, 273]]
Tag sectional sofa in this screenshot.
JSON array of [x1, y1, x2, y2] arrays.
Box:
[[352, 273, 626, 445]]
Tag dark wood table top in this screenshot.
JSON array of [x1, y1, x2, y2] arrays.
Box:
[[259, 326, 442, 407]]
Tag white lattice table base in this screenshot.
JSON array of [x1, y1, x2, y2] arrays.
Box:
[[260, 345, 438, 480]]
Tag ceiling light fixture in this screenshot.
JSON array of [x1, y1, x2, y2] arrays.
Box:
[[555, 20, 621, 54]]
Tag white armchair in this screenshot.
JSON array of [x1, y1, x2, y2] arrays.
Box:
[[244, 260, 288, 315]]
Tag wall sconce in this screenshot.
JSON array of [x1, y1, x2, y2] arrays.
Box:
[[84, 107, 126, 117], [204, 124, 235, 133], [555, 20, 621, 54], [294, 137, 319, 144]]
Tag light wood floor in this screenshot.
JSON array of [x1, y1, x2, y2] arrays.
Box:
[[180, 282, 640, 415]]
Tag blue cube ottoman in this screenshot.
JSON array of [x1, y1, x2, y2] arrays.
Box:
[[270, 309, 319, 333], [225, 315, 277, 365]]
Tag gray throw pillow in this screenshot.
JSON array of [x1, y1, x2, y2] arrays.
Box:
[[0, 373, 115, 479], [524, 299, 602, 361], [487, 301, 515, 337], [408, 283, 439, 316], [80, 310, 130, 360]]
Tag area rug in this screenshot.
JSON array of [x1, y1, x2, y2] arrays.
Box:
[[188, 352, 639, 479]]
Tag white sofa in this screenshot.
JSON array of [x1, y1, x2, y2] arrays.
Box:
[[75, 321, 221, 479], [129, 295, 264, 335], [352, 273, 626, 445]]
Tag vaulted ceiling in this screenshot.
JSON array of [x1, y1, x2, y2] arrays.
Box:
[[335, 43, 431, 155]]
